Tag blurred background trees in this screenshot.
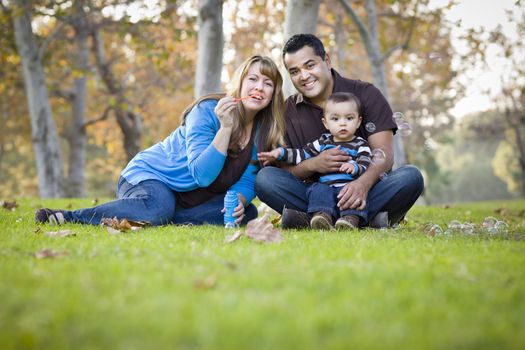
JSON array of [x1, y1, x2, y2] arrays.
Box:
[[0, 0, 523, 204]]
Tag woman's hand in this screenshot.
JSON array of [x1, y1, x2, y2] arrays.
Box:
[[221, 193, 246, 226], [214, 96, 238, 129]]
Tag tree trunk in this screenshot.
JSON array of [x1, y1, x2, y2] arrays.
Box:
[[195, 0, 224, 98], [92, 28, 142, 161], [13, 1, 64, 198], [282, 0, 321, 97], [340, 0, 407, 167], [65, 0, 89, 197]]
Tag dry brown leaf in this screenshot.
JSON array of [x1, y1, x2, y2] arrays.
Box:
[[494, 207, 509, 215], [271, 215, 282, 225], [225, 230, 243, 243], [45, 229, 76, 238], [1, 200, 18, 211], [35, 249, 69, 259], [101, 217, 149, 234], [244, 213, 284, 243], [193, 275, 217, 290]]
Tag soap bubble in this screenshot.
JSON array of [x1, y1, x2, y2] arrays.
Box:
[[365, 122, 376, 133], [461, 222, 476, 235], [371, 148, 386, 165], [424, 138, 438, 151], [425, 223, 443, 237], [398, 122, 412, 136], [494, 220, 509, 234], [393, 112, 405, 125], [428, 52, 444, 64], [447, 220, 462, 232], [482, 216, 498, 234]]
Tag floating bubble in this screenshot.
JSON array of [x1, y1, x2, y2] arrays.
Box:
[[447, 220, 462, 232], [424, 138, 438, 151], [371, 148, 386, 165], [494, 220, 509, 234], [461, 222, 476, 235], [393, 112, 405, 125], [428, 52, 444, 64], [425, 223, 443, 237], [398, 122, 412, 137], [365, 122, 376, 133], [482, 216, 498, 234]]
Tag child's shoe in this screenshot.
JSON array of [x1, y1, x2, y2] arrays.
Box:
[[335, 215, 360, 230], [310, 211, 334, 231]]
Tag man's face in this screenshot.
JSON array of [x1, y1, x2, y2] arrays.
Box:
[[284, 46, 333, 104]]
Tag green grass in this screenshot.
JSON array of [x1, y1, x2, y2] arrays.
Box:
[[1, 198, 525, 350]]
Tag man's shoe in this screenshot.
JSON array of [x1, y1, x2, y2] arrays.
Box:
[[281, 207, 310, 229], [35, 208, 66, 225], [335, 215, 360, 230], [370, 211, 389, 229], [310, 211, 335, 231]]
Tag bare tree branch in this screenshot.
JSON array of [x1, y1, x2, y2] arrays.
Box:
[[380, 0, 419, 62], [82, 106, 113, 130], [37, 21, 66, 61]]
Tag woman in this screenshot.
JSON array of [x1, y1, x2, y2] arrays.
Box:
[[36, 55, 285, 226]]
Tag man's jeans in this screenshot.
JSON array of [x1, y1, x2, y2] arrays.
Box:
[[307, 182, 368, 223], [64, 177, 257, 226], [255, 165, 424, 226]]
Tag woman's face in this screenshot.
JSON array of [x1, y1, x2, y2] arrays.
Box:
[[240, 61, 275, 113]]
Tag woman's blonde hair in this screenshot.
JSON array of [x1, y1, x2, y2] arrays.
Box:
[[182, 55, 285, 153]]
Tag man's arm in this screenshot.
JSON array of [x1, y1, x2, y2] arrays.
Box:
[[337, 130, 394, 210]]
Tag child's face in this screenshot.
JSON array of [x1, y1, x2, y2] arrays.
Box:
[[322, 100, 362, 142]]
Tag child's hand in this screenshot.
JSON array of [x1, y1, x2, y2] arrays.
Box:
[[340, 163, 355, 174], [257, 148, 282, 166]]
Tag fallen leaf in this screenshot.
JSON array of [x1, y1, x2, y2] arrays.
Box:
[[35, 249, 69, 259], [193, 275, 217, 290], [224, 261, 238, 270], [244, 214, 284, 243], [1, 200, 18, 211], [225, 230, 243, 243], [45, 229, 76, 238], [494, 207, 509, 215], [101, 217, 149, 234]]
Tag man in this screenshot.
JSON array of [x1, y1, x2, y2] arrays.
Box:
[[255, 33, 424, 228]]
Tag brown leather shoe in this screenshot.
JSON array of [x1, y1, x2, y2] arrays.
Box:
[[370, 211, 389, 229], [281, 207, 310, 229], [310, 211, 334, 231], [335, 215, 360, 230]]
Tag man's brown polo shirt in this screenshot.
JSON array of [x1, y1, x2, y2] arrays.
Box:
[[284, 69, 397, 149]]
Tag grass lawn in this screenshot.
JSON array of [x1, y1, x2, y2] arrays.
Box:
[[1, 198, 525, 349]]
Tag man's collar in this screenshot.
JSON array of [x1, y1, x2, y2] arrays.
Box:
[[293, 69, 341, 105]]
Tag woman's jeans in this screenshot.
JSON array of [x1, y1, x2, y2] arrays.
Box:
[[63, 177, 257, 226], [255, 165, 424, 226]]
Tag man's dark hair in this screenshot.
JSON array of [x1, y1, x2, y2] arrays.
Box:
[[282, 33, 326, 60], [327, 92, 362, 116]]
